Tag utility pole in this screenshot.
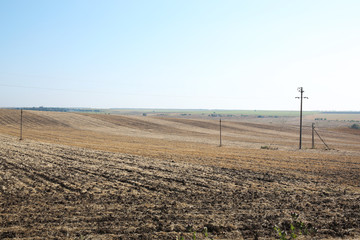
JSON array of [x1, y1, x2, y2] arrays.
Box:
[[296, 87, 308, 149], [20, 109, 23, 140], [219, 118, 222, 147], [312, 123, 315, 149]]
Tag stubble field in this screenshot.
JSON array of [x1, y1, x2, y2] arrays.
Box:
[[0, 109, 359, 239]]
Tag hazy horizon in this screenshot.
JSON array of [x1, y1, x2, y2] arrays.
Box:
[[5, 106, 360, 113], [1, 1, 360, 111]]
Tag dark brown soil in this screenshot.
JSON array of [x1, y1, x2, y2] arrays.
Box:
[[1, 135, 359, 239]]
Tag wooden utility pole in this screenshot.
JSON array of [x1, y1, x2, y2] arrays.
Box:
[[219, 118, 222, 147], [296, 87, 308, 149], [312, 123, 315, 149], [20, 109, 23, 140]]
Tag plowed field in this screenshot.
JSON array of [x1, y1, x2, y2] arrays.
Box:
[[0, 109, 359, 239]]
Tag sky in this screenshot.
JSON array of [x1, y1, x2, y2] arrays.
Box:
[[1, 0, 360, 111]]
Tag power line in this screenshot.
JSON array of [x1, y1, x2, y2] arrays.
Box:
[[0, 83, 267, 101]]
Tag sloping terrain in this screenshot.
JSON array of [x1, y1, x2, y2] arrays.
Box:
[[0, 109, 68, 127], [0, 109, 360, 239], [1, 109, 360, 152], [0, 135, 359, 239]]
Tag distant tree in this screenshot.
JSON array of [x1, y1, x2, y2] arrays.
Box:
[[350, 123, 360, 129]]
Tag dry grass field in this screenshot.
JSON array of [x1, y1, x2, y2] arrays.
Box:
[[0, 109, 359, 239]]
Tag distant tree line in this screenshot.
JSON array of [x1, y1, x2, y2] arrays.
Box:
[[12, 107, 100, 113], [322, 111, 360, 114]]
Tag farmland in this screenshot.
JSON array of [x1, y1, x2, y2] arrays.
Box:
[[0, 109, 360, 239]]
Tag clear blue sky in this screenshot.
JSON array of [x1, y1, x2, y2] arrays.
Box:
[[1, 0, 359, 110]]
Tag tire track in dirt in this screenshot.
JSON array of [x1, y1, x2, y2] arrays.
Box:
[[0, 157, 81, 193], [1, 138, 233, 200]]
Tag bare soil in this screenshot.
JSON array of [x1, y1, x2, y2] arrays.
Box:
[[0, 109, 359, 239]]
